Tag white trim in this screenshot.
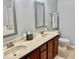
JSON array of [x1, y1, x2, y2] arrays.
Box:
[[68, 44, 75, 49]]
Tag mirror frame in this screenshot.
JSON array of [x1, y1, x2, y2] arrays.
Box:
[[51, 12, 59, 30], [34, 1, 45, 28], [3, 0, 17, 38]]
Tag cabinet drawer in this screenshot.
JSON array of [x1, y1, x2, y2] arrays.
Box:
[[40, 44, 46, 52], [40, 51, 47, 59]]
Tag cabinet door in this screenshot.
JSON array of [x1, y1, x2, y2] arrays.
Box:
[[27, 49, 39, 59], [40, 51, 47, 59], [20, 49, 39, 59], [53, 37, 59, 57], [48, 40, 54, 59], [40, 43, 47, 59]]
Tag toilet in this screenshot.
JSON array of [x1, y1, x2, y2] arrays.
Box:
[[59, 38, 70, 48], [58, 38, 70, 58]]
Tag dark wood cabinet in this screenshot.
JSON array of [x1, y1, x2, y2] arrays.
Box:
[[48, 39, 54, 59], [40, 44, 47, 59], [48, 35, 59, 59], [20, 49, 39, 59], [40, 50, 47, 59], [20, 35, 59, 59], [53, 37, 59, 57], [27, 49, 39, 59]]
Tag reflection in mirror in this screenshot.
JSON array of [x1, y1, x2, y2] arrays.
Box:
[[34, 1, 45, 28], [3, 0, 17, 37]]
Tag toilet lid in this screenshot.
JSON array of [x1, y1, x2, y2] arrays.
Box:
[[59, 38, 70, 42]]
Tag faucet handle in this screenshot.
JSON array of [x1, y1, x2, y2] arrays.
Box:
[[10, 42, 14, 46], [9, 42, 12, 44], [7, 42, 14, 49], [7, 43, 10, 48]]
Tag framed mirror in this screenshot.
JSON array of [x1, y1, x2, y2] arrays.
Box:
[[34, 1, 45, 28], [3, 0, 17, 37], [51, 12, 59, 30]]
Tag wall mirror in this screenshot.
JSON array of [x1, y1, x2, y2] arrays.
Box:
[[34, 1, 45, 28], [50, 12, 59, 30], [3, 0, 17, 37]]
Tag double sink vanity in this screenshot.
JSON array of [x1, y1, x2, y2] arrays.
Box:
[[4, 31, 60, 59]]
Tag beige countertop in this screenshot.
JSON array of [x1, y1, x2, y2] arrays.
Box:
[[3, 31, 59, 59]]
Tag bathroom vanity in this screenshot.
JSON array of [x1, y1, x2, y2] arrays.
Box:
[[21, 35, 59, 59], [4, 31, 60, 59]]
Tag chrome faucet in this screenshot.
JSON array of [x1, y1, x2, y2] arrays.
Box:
[[40, 31, 44, 34], [7, 42, 14, 48]]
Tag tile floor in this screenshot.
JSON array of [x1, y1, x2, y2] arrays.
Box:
[[54, 56, 65, 59], [55, 47, 75, 59]]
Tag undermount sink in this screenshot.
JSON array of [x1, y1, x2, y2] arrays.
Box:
[[4, 45, 27, 56]]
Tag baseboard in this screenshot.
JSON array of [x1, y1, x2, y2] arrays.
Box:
[[54, 55, 65, 59], [68, 44, 75, 49]]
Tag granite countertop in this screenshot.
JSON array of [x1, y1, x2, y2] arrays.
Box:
[[3, 31, 59, 59]]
